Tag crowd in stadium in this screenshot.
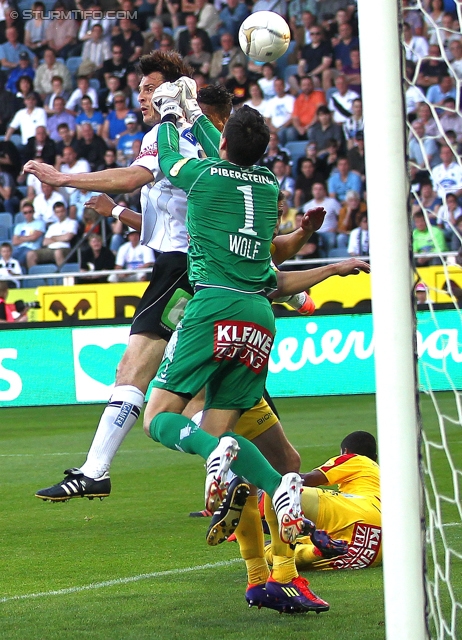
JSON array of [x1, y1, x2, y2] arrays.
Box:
[[0, 0, 459, 287]]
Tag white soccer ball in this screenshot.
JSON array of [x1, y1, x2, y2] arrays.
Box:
[[238, 11, 291, 63]]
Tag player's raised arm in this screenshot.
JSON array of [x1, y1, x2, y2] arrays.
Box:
[[272, 206, 326, 265], [271, 258, 370, 298], [23, 161, 153, 195]]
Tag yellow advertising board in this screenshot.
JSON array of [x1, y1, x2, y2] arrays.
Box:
[[18, 264, 462, 321]]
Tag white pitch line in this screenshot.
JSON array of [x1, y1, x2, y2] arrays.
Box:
[[0, 450, 151, 458], [0, 558, 242, 604]]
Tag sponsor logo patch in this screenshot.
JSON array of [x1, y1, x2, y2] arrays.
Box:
[[213, 321, 273, 373]]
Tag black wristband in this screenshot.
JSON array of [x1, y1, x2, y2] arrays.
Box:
[[161, 114, 178, 124]]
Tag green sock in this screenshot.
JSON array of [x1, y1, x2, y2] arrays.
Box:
[[149, 412, 218, 459], [226, 432, 282, 497]]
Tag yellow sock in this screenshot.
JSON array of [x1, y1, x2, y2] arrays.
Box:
[[235, 496, 269, 585], [264, 493, 298, 584]]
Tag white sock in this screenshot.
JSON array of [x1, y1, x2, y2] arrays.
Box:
[[79, 385, 145, 479], [190, 410, 203, 426]]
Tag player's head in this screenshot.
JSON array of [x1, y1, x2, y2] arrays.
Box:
[[197, 84, 233, 132], [137, 51, 192, 126], [340, 431, 377, 461], [220, 106, 269, 166]]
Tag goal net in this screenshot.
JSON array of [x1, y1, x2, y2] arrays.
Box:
[[390, 1, 462, 638]]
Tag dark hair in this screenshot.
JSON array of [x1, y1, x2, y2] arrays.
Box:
[[1, 241, 12, 249], [53, 201, 66, 210], [137, 51, 192, 82], [198, 84, 233, 121], [51, 75, 63, 83], [223, 105, 270, 166], [57, 122, 69, 130], [317, 104, 330, 116], [18, 77, 33, 93], [81, 94, 92, 102], [341, 431, 377, 461]]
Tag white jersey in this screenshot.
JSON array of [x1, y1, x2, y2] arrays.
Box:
[[132, 121, 203, 253]]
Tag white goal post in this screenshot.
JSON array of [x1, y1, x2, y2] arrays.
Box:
[[356, 1, 427, 638]]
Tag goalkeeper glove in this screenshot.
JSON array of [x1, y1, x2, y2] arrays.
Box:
[[175, 76, 203, 125], [302, 519, 349, 559], [273, 291, 316, 315], [152, 82, 183, 120]]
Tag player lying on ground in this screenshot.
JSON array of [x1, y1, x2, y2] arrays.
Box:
[[264, 431, 382, 571]]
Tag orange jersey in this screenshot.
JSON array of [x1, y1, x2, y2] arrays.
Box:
[[292, 91, 326, 128]]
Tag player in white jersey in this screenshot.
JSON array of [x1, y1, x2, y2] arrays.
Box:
[[25, 52, 203, 498]]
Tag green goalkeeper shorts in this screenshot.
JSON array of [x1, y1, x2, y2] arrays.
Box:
[[151, 287, 275, 411]]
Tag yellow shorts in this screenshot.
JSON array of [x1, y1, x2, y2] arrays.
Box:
[[234, 397, 278, 441]]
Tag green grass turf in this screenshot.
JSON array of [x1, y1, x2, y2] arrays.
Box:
[[0, 395, 459, 639]]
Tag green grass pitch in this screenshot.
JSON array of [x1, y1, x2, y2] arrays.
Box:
[[0, 394, 459, 640]]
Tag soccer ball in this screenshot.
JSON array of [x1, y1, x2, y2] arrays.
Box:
[[238, 11, 290, 63]]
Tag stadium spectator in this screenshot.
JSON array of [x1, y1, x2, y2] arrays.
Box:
[[402, 0, 424, 35], [78, 2, 114, 47], [292, 9, 316, 50], [302, 181, 340, 255], [281, 209, 321, 266], [75, 123, 107, 172], [194, 0, 220, 39], [69, 187, 100, 224], [33, 183, 63, 226], [31, 201, 78, 267], [405, 62, 426, 116], [342, 97, 363, 149], [412, 209, 447, 266], [408, 119, 439, 170], [54, 123, 79, 166], [116, 114, 143, 166], [328, 74, 359, 125], [333, 21, 359, 70], [81, 24, 112, 73], [176, 13, 212, 58], [102, 94, 135, 147], [438, 97, 462, 148], [217, 0, 250, 44], [0, 76, 15, 136], [44, 3, 79, 59], [300, 25, 333, 91], [12, 201, 46, 269], [423, 0, 445, 40], [257, 63, 277, 100], [66, 76, 99, 115], [296, 140, 329, 179], [426, 73, 457, 111], [0, 26, 36, 72], [5, 93, 46, 146], [431, 144, 462, 199], [403, 21, 429, 63], [184, 36, 211, 78], [0, 281, 28, 322], [286, 76, 326, 142], [436, 192, 462, 242], [225, 63, 251, 109], [265, 431, 382, 572], [308, 105, 345, 155], [34, 49, 72, 98], [111, 18, 144, 64], [98, 75, 123, 114], [96, 148, 119, 172], [141, 19, 166, 55], [75, 95, 104, 137], [263, 77, 295, 145], [272, 159, 295, 208], [43, 76, 71, 116], [209, 32, 247, 84], [337, 189, 367, 248], [347, 213, 369, 256], [60, 146, 91, 196], [346, 134, 365, 188], [101, 45, 131, 89], [243, 82, 268, 116], [78, 233, 116, 283], [24, 1, 48, 60], [6, 52, 35, 94], [260, 132, 291, 172], [429, 11, 460, 59], [108, 228, 155, 282], [411, 181, 441, 222], [125, 71, 141, 113], [47, 96, 76, 142], [13, 76, 42, 113], [341, 46, 361, 95], [294, 158, 324, 208], [0, 241, 22, 288], [328, 157, 362, 202], [24, 125, 56, 165], [415, 281, 429, 304], [448, 40, 462, 78], [417, 102, 439, 137], [416, 43, 448, 90]]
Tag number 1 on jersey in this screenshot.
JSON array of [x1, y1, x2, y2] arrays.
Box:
[[237, 185, 257, 236]]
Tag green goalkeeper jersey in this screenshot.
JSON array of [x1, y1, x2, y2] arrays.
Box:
[[157, 119, 279, 295]]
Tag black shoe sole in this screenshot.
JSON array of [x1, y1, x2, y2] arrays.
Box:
[[206, 480, 250, 546]]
